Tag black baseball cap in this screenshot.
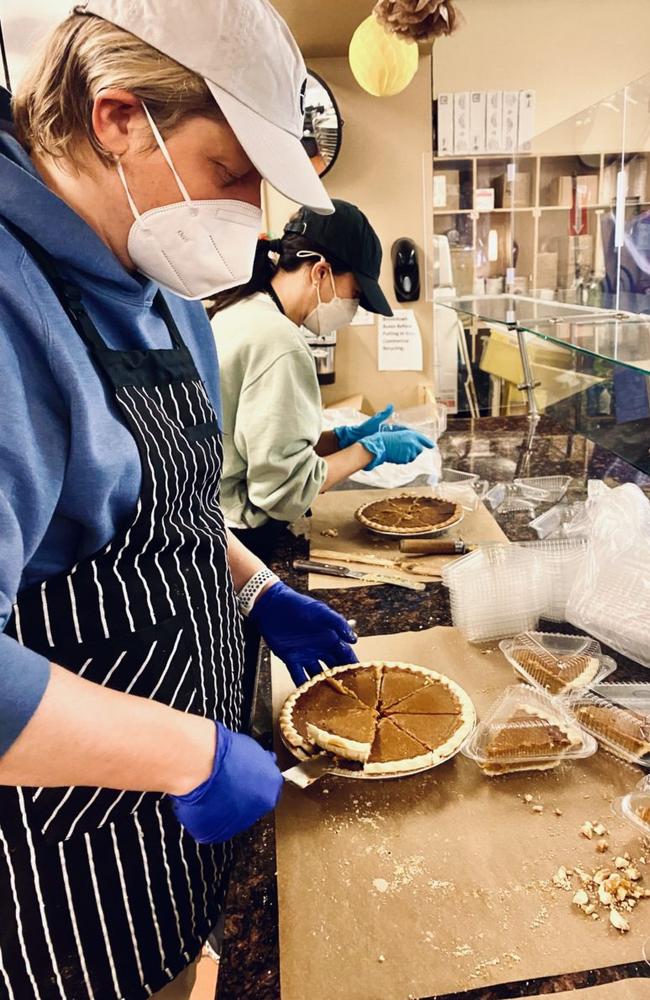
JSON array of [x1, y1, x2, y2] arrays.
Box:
[[283, 199, 393, 317]]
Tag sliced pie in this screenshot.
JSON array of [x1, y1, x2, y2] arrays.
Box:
[[365, 717, 432, 774], [384, 680, 461, 716], [281, 675, 373, 753], [391, 713, 464, 757], [335, 664, 382, 709], [509, 645, 600, 696], [637, 803, 650, 825], [355, 494, 462, 536], [479, 706, 583, 775], [280, 660, 476, 775], [306, 700, 377, 762], [574, 700, 650, 765], [379, 664, 434, 712]]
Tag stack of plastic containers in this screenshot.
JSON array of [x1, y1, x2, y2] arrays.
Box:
[[513, 475, 572, 504], [442, 544, 545, 642], [521, 538, 587, 622]]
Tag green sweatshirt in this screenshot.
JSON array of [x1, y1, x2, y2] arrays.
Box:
[[212, 292, 327, 528]]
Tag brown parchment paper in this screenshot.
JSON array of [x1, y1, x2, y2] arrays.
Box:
[[307, 488, 508, 590], [531, 982, 649, 999], [272, 628, 648, 1000]]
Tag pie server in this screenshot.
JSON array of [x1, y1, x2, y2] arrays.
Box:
[[282, 755, 337, 788], [292, 558, 425, 592]]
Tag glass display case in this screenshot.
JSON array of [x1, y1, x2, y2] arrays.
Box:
[[435, 75, 650, 475]]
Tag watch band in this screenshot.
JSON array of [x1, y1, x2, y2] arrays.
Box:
[[237, 568, 279, 616]]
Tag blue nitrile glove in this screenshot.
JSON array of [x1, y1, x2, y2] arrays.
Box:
[[333, 405, 408, 449], [360, 428, 435, 470], [170, 722, 283, 844], [249, 581, 358, 685]]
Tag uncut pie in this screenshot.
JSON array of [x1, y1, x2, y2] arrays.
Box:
[[573, 696, 650, 765], [355, 495, 462, 536], [280, 661, 475, 776]]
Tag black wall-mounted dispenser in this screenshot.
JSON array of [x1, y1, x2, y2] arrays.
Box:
[[391, 238, 420, 302]]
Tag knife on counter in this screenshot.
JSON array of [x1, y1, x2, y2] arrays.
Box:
[[292, 558, 426, 592]]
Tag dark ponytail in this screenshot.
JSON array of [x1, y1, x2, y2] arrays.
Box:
[[208, 225, 351, 317]]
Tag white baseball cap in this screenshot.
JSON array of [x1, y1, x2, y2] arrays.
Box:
[[78, 0, 334, 214]]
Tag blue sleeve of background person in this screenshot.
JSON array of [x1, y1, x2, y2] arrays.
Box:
[[0, 241, 66, 756]]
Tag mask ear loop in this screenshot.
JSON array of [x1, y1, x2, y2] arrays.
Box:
[[115, 101, 194, 222]]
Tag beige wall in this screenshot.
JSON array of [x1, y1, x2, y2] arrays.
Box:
[[433, 0, 650, 142], [264, 56, 434, 411]]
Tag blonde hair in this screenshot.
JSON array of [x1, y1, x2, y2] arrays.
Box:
[[12, 12, 222, 165]]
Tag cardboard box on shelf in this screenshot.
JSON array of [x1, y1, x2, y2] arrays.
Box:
[[486, 91, 503, 154], [433, 169, 461, 210], [502, 91, 519, 154], [536, 251, 558, 291], [518, 90, 536, 153], [436, 93, 454, 156], [494, 170, 532, 208], [475, 187, 495, 212], [470, 91, 486, 154], [550, 175, 599, 207], [453, 91, 470, 155]]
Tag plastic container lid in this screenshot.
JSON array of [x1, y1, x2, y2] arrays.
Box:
[[499, 631, 616, 697], [612, 790, 650, 839], [461, 683, 597, 775], [514, 475, 572, 503], [569, 692, 650, 768], [592, 681, 650, 715]]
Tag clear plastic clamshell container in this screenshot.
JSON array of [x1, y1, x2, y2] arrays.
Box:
[[499, 631, 616, 697], [592, 681, 650, 715], [461, 683, 597, 776], [514, 475, 572, 503], [569, 692, 650, 769], [612, 790, 650, 839]]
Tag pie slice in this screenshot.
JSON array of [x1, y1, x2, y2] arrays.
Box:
[[384, 680, 461, 716], [306, 701, 378, 762], [355, 494, 462, 536], [510, 645, 600, 695], [479, 706, 583, 775], [637, 803, 650, 825], [390, 712, 463, 753], [378, 665, 433, 712], [574, 700, 650, 765], [281, 677, 371, 752], [334, 664, 382, 710], [364, 717, 432, 774]]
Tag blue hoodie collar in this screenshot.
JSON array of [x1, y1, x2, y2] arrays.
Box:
[[0, 128, 158, 306]]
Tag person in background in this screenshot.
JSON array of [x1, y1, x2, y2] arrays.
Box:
[[211, 200, 434, 560], [0, 2, 359, 998]]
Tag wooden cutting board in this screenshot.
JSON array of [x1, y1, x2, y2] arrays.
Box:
[[272, 628, 648, 1000]]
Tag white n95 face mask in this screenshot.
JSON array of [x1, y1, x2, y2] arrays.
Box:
[[299, 253, 360, 335], [116, 103, 263, 300]]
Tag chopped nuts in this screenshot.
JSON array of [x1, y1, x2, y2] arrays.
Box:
[[553, 867, 572, 891], [523, 794, 533, 803], [593, 823, 607, 837], [532, 805, 544, 814], [614, 857, 628, 870], [580, 821, 595, 840], [554, 808, 563, 817], [596, 840, 609, 854], [572, 890, 590, 906], [609, 909, 630, 933]]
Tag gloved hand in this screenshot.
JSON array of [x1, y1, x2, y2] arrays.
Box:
[[360, 428, 435, 470], [249, 580, 358, 685], [170, 722, 283, 844], [333, 404, 407, 449]]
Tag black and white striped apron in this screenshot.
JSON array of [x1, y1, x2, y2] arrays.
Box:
[[0, 229, 245, 999]]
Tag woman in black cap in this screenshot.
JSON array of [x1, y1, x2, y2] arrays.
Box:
[[211, 199, 434, 560]]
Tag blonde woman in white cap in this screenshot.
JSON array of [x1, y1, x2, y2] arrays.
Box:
[[0, 3, 360, 997]]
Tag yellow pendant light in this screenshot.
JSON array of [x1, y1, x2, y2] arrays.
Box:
[[348, 13, 419, 97]]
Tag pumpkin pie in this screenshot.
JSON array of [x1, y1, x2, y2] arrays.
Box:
[[573, 699, 650, 765], [509, 645, 600, 696], [355, 494, 462, 536], [479, 705, 582, 775], [280, 660, 476, 775]]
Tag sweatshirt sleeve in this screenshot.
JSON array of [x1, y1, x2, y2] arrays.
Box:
[[0, 251, 66, 757], [234, 349, 328, 524]]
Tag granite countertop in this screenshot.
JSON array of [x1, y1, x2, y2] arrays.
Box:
[[216, 416, 650, 1000]]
